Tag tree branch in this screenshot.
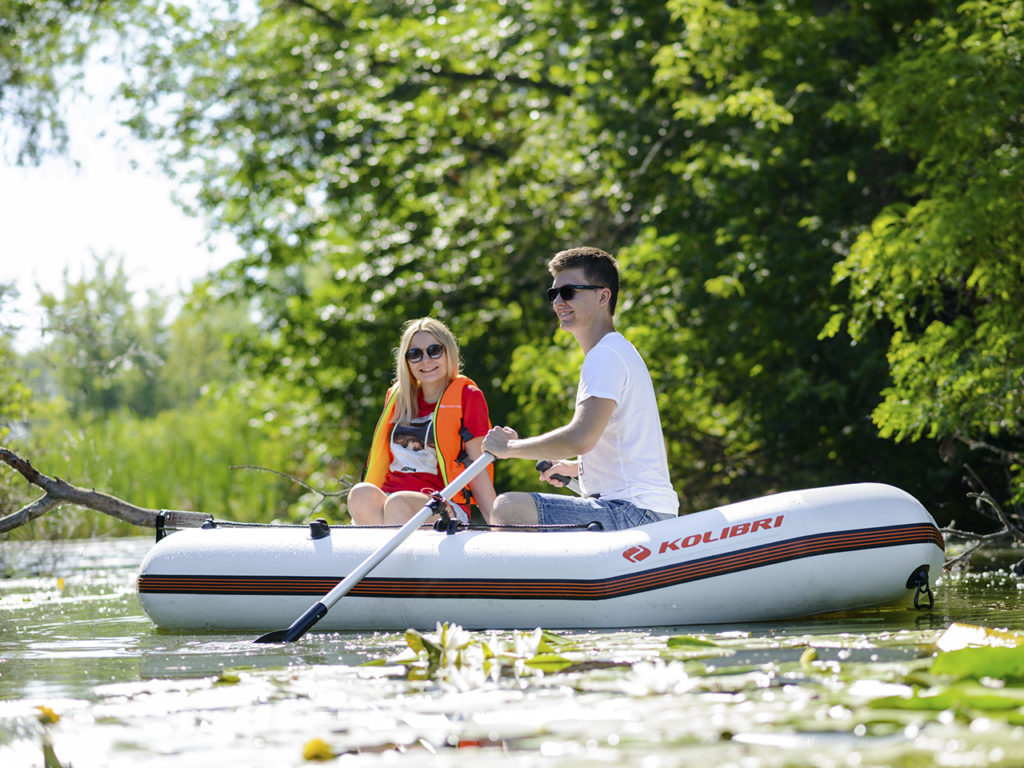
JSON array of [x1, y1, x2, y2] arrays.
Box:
[[1, 447, 211, 534], [941, 490, 1024, 570], [230, 464, 352, 514]]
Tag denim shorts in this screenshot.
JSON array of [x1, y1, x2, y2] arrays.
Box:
[[529, 493, 674, 531]]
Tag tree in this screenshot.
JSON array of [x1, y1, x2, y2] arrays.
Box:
[[14, 0, 1007, 524], [0, 0, 141, 163], [118, 0, 682, 489], [598, 0, 959, 508], [0, 282, 31, 439], [110, 0, 962, 511], [827, 0, 1024, 506], [37, 253, 170, 419]]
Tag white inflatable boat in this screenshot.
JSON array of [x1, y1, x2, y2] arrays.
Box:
[[136, 482, 944, 632]]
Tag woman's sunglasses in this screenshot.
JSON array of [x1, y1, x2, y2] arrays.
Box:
[[405, 343, 446, 363], [547, 284, 605, 303]]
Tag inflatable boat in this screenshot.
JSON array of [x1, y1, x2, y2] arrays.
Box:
[[136, 482, 944, 632]]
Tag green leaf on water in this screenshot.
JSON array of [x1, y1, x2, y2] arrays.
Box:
[[538, 630, 572, 651], [524, 653, 574, 672], [800, 647, 819, 672], [868, 682, 1024, 712], [404, 628, 442, 665], [667, 635, 719, 648], [404, 628, 425, 653], [931, 646, 1024, 681]]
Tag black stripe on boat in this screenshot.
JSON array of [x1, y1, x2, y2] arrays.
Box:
[[137, 523, 944, 601]]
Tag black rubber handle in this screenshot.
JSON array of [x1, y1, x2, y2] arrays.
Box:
[[535, 460, 574, 488]]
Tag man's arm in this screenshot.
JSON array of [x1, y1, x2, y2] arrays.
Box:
[[482, 396, 616, 460]]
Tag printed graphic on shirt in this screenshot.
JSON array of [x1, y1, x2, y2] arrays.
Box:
[[389, 415, 438, 474]]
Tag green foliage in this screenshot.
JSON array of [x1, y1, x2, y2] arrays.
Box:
[[829, 0, 1024, 502], [116, 0, 683, 493], [105, 0, 982, 514], [1, 283, 34, 520], [0, 0, 137, 163], [0, 282, 31, 440], [10, 0, 1023, 526], [18, 385, 308, 527], [932, 645, 1024, 682], [5, 256, 330, 537], [620, 0, 958, 506], [37, 254, 171, 419]]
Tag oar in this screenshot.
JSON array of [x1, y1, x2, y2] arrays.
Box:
[[255, 452, 495, 644]]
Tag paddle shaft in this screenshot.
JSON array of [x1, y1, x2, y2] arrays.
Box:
[[255, 452, 494, 643]]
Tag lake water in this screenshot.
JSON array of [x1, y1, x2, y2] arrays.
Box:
[[2, 535, 1023, 767]]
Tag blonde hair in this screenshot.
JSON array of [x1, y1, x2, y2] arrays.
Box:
[[392, 317, 461, 425]]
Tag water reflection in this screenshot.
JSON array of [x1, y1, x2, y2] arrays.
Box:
[[2, 536, 1024, 768]]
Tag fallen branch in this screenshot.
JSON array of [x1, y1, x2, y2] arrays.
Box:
[[941, 490, 1024, 571], [1, 447, 211, 534]]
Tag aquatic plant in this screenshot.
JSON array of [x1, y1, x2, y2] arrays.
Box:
[[385, 622, 573, 690]]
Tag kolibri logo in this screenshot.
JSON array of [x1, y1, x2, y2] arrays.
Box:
[[621, 514, 785, 562], [621, 545, 651, 563]]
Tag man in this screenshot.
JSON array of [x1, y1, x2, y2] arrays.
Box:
[[482, 246, 678, 530]]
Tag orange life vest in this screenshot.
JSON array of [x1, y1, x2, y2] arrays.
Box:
[[363, 375, 493, 507]]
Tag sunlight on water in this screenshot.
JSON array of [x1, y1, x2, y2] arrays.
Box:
[[2, 537, 1024, 767]]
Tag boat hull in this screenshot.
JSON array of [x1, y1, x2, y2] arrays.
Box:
[[136, 483, 944, 631]]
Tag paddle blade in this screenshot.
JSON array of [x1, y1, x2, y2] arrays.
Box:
[[253, 629, 291, 644], [254, 602, 328, 644]]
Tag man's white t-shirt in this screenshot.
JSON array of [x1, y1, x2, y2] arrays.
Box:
[[575, 332, 679, 516]]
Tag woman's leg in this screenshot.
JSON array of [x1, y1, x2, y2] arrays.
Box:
[[347, 483, 388, 525], [382, 491, 432, 525]]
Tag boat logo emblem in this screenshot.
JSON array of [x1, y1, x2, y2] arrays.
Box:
[[622, 545, 652, 563]]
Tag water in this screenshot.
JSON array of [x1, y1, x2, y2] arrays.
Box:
[[2, 536, 1024, 767]]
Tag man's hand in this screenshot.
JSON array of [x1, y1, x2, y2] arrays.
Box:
[[538, 460, 579, 487], [482, 425, 519, 459]]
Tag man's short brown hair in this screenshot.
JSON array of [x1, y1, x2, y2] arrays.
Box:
[[547, 246, 620, 315]]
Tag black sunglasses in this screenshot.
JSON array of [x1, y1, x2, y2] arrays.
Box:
[[547, 284, 605, 303], [405, 343, 446, 363]]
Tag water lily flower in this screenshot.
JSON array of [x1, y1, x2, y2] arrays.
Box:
[[618, 659, 696, 696]]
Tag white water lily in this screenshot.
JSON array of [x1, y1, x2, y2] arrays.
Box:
[[440, 656, 490, 692], [512, 627, 544, 659], [505, 628, 543, 679], [426, 622, 498, 690], [481, 632, 506, 682], [618, 659, 696, 696], [436, 621, 474, 669], [395, 623, 557, 685]]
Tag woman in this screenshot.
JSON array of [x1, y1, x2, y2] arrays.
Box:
[[347, 317, 496, 525]]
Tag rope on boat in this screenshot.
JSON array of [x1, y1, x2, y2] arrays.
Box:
[[155, 513, 603, 538], [205, 520, 601, 531]]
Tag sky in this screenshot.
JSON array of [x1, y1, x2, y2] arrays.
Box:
[[0, 59, 241, 353]]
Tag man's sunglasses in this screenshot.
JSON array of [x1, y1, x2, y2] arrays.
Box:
[[547, 284, 605, 303], [406, 343, 446, 363]]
